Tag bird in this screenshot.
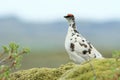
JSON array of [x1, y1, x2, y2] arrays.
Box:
[[64, 14, 103, 64]]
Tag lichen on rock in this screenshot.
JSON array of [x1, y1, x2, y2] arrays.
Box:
[[10, 58, 120, 80]]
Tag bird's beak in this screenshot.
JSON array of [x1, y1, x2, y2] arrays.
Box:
[[64, 16, 68, 18]]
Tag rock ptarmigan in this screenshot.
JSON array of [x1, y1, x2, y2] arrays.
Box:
[[64, 14, 103, 64]]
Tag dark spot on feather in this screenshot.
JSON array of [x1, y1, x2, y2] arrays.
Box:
[[79, 43, 82, 46], [70, 43, 75, 51], [79, 43, 87, 48], [77, 35, 79, 37], [88, 42, 92, 49], [74, 30, 79, 33], [74, 38, 77, 42], [94, 54, 96, 58], [72, 23, 75, 27], [82, 50, 87, 54], [75, 40, 77, 42], [84, 45, 87, 48], [71, 23, 76, 29], [72, 33, 75, 36], [82, 40, 85, 42], [72, 18, 75, 21], [88, 49, 91, 54]]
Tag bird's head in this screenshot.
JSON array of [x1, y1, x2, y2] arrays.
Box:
[[64, 14, 75, 23]]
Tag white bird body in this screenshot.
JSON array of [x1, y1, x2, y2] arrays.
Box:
[[64, 14, 103, 64]]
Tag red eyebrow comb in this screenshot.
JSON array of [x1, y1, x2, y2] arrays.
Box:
[[67, 14, 74, 17]]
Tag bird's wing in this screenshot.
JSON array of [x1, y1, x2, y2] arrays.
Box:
[[71, 34, 96, 59]]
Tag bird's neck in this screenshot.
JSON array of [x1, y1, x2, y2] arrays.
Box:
[[69, 22, 76, 30], [67, 22, 78, 36], [69, 21, 76, 30], [69, 20, 76, 30]]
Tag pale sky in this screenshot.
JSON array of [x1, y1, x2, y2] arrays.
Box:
[[0, 0, 120, 22]]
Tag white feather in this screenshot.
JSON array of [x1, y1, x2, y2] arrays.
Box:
[[65, 25, 103, 64]]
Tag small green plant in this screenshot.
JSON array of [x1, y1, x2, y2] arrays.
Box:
[[0, 42, 30, 80], [109, 51, 120, 80], [112, 51, 120, 61]]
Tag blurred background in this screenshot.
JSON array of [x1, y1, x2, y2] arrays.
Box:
[[0, 0, 120, 69]]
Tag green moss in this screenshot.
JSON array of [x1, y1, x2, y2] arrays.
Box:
[[10, 58, 120, 80], [10, 63, 75, 80]]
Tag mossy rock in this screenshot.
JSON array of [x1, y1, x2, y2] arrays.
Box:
[[10, 58, 120, 80]]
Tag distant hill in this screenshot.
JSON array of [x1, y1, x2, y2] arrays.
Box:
[[0, 16, 120, 53]]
